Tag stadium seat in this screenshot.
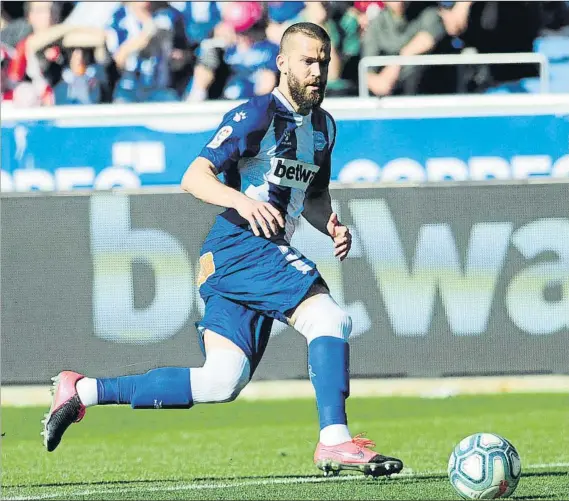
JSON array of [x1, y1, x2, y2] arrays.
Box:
[[488, 36, 569, 94], [484, 82, 524, 94], [533, 36, 569, 62]]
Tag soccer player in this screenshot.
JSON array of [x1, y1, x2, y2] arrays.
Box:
[[43, 22, 404, 478]]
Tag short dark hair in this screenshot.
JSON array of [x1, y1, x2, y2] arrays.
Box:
[[279, 22, 331, 54]]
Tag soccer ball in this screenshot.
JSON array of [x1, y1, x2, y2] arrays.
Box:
[[448, 433, 521, 499]]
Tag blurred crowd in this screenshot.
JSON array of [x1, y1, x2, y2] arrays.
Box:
[[1, 1, 568, 107]]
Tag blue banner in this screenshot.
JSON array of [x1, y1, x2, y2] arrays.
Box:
[[1, 112, 568, 191]]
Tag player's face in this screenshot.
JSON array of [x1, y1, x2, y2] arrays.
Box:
[[285, 36, 330, 111]]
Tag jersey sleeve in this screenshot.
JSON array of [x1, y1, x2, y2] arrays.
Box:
[[199, 96, 274, 173], [105, 9, 128, 56]]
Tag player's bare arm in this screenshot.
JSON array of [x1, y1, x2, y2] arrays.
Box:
[[303, 189, 352, 261], [181, 157, 285, 239]]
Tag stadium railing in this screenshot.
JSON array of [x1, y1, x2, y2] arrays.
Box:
[[357, 52, 550, 98], [3, 92, 568, 123]]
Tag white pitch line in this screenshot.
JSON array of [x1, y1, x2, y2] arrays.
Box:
[[527, 462, 569, 469], [4, 463, 568, 501]]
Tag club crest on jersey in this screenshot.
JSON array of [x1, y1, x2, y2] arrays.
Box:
[[207, 126, 233, 149], [197, 252, 215, 287], [268, 158, 320, 190], [313, 131, 327, 151], [279, 129, 293, 148]]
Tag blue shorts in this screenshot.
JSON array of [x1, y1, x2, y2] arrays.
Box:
[[197, 215, 323, 372]]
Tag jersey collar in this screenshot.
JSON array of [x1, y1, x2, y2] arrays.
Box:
[[272, 88, 311, 126]]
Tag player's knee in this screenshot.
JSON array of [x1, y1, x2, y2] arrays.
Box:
[[336, 309, 352, 342], [195, 349, 251, 403], [325, 305, 352, 342], [291, 294, 352, 344], [210, 368, 249, 403]]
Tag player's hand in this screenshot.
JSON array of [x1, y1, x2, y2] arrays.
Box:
[[326, 212, 352, 261], [235, 197, 285, 238]]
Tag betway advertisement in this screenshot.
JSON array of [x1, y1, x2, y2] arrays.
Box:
[[1, 182, 568, 383], [1, 109, 568, 191]]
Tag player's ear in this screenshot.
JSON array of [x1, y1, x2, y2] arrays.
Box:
[[276, 53, 288, 75]]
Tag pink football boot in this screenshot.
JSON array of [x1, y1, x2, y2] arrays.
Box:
[[41, 371, 86, 452], [314, 434, 404, 477]]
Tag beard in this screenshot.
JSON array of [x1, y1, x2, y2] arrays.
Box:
[[287, 72, 325, 112]]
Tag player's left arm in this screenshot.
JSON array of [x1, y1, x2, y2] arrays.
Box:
[[302, 112, 351, 260], [303, 188, 352, 262]]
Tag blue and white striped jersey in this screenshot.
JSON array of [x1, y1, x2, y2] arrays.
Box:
[[106, 5, 186, 90], [169, 1, 221, 46], [199, 89, 336, 242]]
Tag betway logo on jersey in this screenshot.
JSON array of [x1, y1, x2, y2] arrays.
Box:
[[268, 158, 320, 190]]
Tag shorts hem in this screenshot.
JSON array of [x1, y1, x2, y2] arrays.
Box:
[[196, 320, 253, 365], [280, 274, 322, 319]]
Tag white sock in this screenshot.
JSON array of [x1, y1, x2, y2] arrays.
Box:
[[76, 377, 98, 407], [320, 424, 352, 446]]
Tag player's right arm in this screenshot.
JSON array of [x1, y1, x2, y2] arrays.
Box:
[[182, 99, 285, 238], [181, 157, 284, 239]]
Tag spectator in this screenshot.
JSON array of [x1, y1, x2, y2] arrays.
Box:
[[539, 1, 569, 34], [106, 1, 188, 103], [265, 1, 305, 44], [333, 2, 385, 89], [7, 1, 66, 106], [352, 1, 384, 32], [169, 1, 221, 47], [1, 4, 33, 48], [439, 2, 542, 91], [168, 1, 222, 97], [187, 2, 278, 101], [63, 1, 121, 29], [363, 1, 458, 96], [53, 28, 108, 105], [1, 44, 15, 103]]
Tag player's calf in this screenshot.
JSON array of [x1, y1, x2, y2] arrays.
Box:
[[290, 293, 353, 444]]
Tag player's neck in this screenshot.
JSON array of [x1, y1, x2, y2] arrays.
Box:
[[276, 85, 311, 116]]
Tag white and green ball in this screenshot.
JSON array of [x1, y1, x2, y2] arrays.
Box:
[[448, 432, 521, 499]]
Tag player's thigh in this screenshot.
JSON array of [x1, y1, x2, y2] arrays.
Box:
[[203, 329, 244, 354], [287, 279, 330, 325], [198, 294, 274, 373]]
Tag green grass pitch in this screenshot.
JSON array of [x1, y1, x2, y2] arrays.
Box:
[[2, 393, 568, 500]]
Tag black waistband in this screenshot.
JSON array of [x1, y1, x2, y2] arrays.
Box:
[[220, 208, 249, 227], [219, 208, 287, 243]]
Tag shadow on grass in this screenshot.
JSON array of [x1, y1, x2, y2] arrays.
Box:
[[520, 471, 568, 478], [513, 497, 557, 500], [10, 469, 566, 489]]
